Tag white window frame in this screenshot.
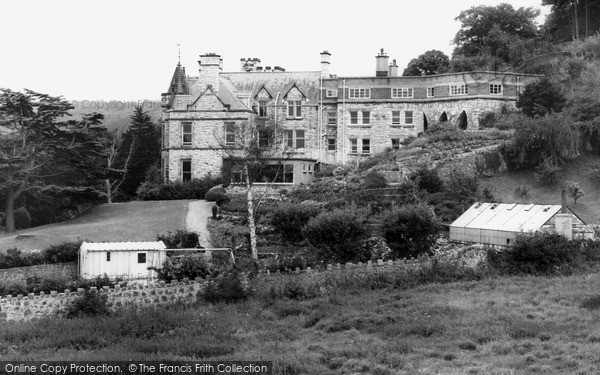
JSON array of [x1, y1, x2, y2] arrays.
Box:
[[224, 122, 236, 146], [283, 129, 305, 149], [362, 111, 370, 125], [348, 88, 371, 99], [181, 122, 192, 147], [350, 138, 358, 154], [391, 87, 414, 98], [350, 111, 358, 125], [327, 111, 337, 125], [181, 159, 192, 182], [287, 100, 302, 118], [450, 84, 469, 96], [404, 110, 414, 125], [489, 84, 503, 95], [326, 89, 338, 98], [258, 100, 269, 117], [392, 111, 401, 125], [362, 139, 370, 155], [427, 87, 435, 98], [327, 138, 336, 151]]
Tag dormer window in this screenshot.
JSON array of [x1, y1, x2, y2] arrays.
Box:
[[258, 100, 268, 117], [287, 100, 302, 118]]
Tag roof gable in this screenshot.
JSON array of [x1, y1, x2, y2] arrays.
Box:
[[253, 85, 273, 100], [282, 83, 307, 100], [188, 87, 229, 110]]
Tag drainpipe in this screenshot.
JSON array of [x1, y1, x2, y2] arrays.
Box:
[[319, 74, 323, 162], [342, 79, 346, 164]]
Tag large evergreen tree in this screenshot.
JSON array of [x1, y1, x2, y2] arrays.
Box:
[[0, 89, 107, 232], [118, 106, 160, 198]]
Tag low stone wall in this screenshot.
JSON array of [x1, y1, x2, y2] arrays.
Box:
[[253, 247, 487, 291], [0, 279, 207, 322]]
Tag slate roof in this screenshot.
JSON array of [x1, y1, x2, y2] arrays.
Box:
[[166, 63, 189, 95], [221, 71, 320, 105], [80, 241, 167, 252], [450, 203, 564, 233]]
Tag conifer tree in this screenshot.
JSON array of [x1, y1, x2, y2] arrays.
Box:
[[119, 106, 160, 198]]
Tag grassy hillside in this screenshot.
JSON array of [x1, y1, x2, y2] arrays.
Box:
[[4, 271, 600, 373], [482, 154, 600, 224], [0, 200, 191, 251], [68, 100, 162, 131]]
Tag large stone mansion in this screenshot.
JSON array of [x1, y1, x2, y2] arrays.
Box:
[[160, 49, 537, 185]]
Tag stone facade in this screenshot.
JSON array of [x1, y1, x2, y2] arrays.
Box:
[[161, 49, 538, 184]]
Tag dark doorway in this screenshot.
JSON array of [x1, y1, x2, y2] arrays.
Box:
[[423, 113, 428, 131], [439, 111, 448, 122], [458, 110, 468, 130]]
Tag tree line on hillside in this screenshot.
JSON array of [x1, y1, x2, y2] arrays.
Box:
[[403, 1, 600, 76], [0, 89, 160, 233]]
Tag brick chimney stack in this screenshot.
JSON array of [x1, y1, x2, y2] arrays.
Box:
[[389, 59, 398, 77]]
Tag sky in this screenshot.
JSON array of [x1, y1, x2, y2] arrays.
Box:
[[0, 0, 551, 101]]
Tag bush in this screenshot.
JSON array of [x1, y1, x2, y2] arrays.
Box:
[[64, 290, 110, 318], [44, 241, 82, 263], [14, 207, 31, 230], [410, 166, 444, 194], [302, 209, 369, 263], [203, 270, 251, 304], [534, 158, 561, 185], [151, 255, 215, 282], [489, 232, 579, 276], [271, 204, 322, 245], [382, 204, 441, 259], [205, 186, 230, 206], [362, 171, 388, 190], [443, 165, 479, 198], [137, 174, 222, 200], [0, 248, 45, 269], [157, 230, 200, 249], [513, 185, 531, 200]]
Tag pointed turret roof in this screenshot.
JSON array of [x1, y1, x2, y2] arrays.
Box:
[[166, 63, 189, 95]]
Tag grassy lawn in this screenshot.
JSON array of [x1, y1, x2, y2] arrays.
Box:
[[0, 200, 192, 251], [3, 272, 600, 374], [482, 154, 600, 224]]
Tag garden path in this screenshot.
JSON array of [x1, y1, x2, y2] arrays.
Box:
[[185, 200, 214, 247]]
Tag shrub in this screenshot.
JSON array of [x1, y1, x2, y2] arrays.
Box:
[[271, 204, 322, 245], [14, 207, 31, 230], [203, 270, 250, 304], [64, 290, 110, 318], [157, 230, 200, 249], [382, 204, 441, 259], [205, 186, 230, 206], [0, 248, 45, 269], [137, 174, 222, 201], [362, 171, 387, 190], [517, 77, 566, 118], [581, 295, 600, 310], [44, 241, 82, 263], [303, 209, 369, 263], [590, 160, 600, 181], [443, 165, 479, 198], [151, 255, 215, 282], [513, 185, 531, 200], [410, 165, 444, 194], [489, 232, 579, 275], [534, 158, 561, 185]]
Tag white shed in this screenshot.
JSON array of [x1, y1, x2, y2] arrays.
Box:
[[79, 241, 167, 279], [449, 202, 595, 248]]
